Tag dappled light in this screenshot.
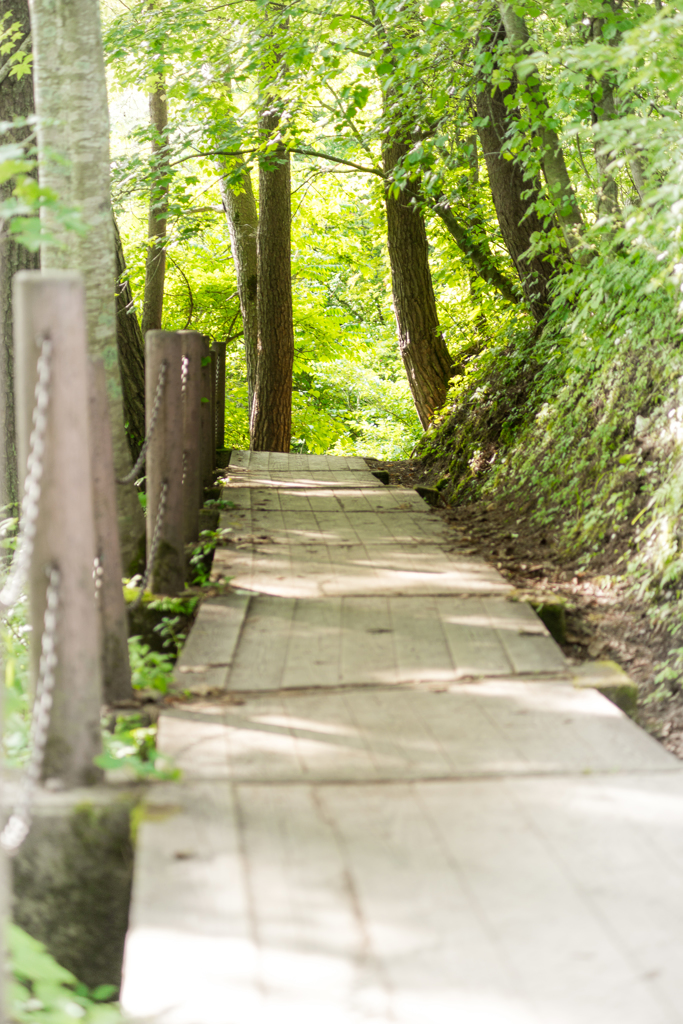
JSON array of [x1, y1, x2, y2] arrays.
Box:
[[115, 449, 683, 1022], [157, 680, 666, 783], [122, 769, 683, 1024], [5, 0, 683, 1018]]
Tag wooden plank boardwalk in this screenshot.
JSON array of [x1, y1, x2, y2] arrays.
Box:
[[121, 452, 683, 1024]]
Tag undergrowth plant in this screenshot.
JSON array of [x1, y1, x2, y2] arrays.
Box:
[[3, 597, 31, 769], [96, 710, 179, 782], [127, 637, 175, 692], [2, 603, 180, 781], [9, 923, 121, 1023], [188, 530, 222, 587], [419, 231, 683, 699]]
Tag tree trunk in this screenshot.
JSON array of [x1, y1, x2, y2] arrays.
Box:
[[590, 16, 621, 219], [476, 77, 554, 322], [629, 156, 646, 204], [141, 82, 168, 336], [432, 199, 518, 304], [367, 0, 453, 425], [29, 0, 145, 571], [383, 139, 454, 427], [0, 0, 38, 512], [114, 219, 145, 461], [219, 166, 258, 419], [499, 4, 584, 251], [251, 111, 294, 452]]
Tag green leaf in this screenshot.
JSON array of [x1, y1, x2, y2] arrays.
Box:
[[90, 986, 118, 1003], [8, 924, 78, 988]]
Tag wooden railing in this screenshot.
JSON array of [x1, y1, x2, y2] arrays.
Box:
[[4, 271, 227, 804]]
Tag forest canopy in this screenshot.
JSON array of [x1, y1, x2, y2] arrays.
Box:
[[3, 0, 683, 805], [92, 0, 683, 460], [2, 0, 683, 607]]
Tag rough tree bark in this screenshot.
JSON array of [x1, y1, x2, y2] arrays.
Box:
[[432, 199, 518, 304], [476, 76, 554, 321], [219, 166, 258, 419], [141, 80, 168, 337], [29, 0, 145, 570], [590, 14, 621, 218], [251, 112, 294, 452], [499, 4, 584, 251], [383, 139, 455, 427], [367, 0, 454, 426], [250, 3, 294, 453], [0, 0, 38, 511], [114, 219, 145, 460]]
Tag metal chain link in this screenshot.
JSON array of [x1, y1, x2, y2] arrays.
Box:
[[117, 359, 168, 485], [0, 333, 52, 614], [1, 565, 60, 855], [130, 479, 168, 610], [181, 356, 189, 485], [93, 555, 103, 602]]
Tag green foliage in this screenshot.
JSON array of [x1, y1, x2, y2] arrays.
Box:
[[203, 498, 236, 510], [3, 597, 31, 769], [2, 614, 177, 780], [0, 12, 33, 81], [127, 636, 175, 693], [0, 13, 85, 252], [96, 712, 179, 782], [8, 923, 121, 1023], [99, 0, 683, 688], [104, 0, 527, 457], [187, 529, 221, 587], [146, 596, 199, 653], [151, 615, 187, 654], [647, 647, 683, 704], [146, 595, 199, 616]]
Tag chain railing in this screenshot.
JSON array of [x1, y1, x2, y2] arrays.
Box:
[[181, 357, 189, 485], [93, 554, 104, 601], [1, 566, 60, 855], [129, 479, 168, 610], [0, 333, 59, 854], [2, 275, 168, 849], [0, 333, 52, 613], [0, 333, 58, 852], [116, 358, 168, 485], [116, 356, 170, 607], [0, 324, 214, 853]]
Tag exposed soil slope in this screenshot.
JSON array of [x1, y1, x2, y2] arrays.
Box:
[[367, 457, 683, 760]]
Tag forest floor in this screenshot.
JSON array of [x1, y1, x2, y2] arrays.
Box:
[[367, 457, 683, 762]]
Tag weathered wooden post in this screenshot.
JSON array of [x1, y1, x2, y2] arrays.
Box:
[[89, 361, 133, 703], [179, 331, 203, 545], [199, 336, 214, 491], [0, 279, 9, 1013], [213, 340, 226, 453], [146, 331, 185, 595], [14, 271, 102, 786], [210, 348, 217, 462]]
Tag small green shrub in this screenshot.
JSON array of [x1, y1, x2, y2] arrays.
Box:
[[127, 636, 175, 693], [96, 712, 179, 782], [188, 529, 221, 586], [9, 922, 121, 1023]]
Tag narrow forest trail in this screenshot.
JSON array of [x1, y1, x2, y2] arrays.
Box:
[[121, 452, 683, 1024]]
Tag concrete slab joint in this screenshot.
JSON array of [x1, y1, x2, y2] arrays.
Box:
[[119, 450, 683, 1024]]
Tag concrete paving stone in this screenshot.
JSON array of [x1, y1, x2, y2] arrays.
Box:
[[121, 451, 682, 1024]]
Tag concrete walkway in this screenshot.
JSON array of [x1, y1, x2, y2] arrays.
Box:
[[121, 452, 683, 1024]]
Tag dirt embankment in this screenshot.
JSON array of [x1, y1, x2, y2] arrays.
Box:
[[366, 457, 683, 760]]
